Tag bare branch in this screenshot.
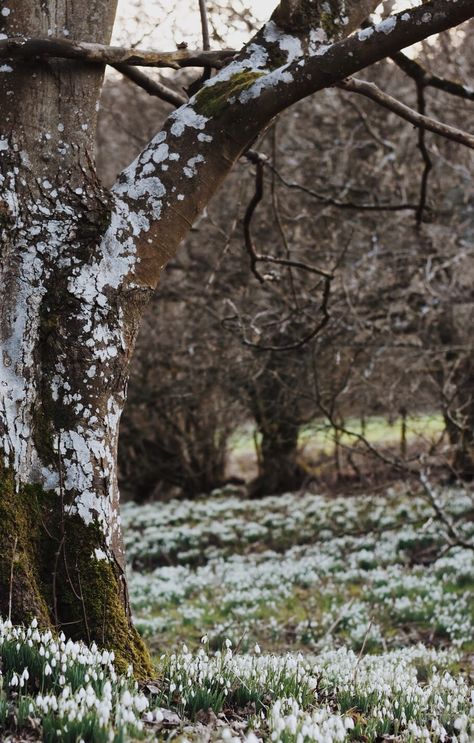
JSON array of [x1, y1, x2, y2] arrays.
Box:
[[243, 151, 333, 283], [247, 151, 418, 212], [110, 0, 474, 288], [114, 64, 187, 107], [337, 77, 474, 150], [0, 36, 234, 69], [243, 155, 266, 283], [414, 80, 433, 226], [391, 50, 474, 102], [198, 0, 211, 51], [240, 278, 332, 352], [420, 471, 474, 551]]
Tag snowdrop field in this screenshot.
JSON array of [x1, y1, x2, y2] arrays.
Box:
[[1, 484, 473, 741]]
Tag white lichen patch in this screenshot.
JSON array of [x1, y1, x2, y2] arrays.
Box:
[[169, 107, 209, 137], [183, 155, 205, 179], [94, 547, 109, 560], [264, 20, 303, 63], [0, 143, 146, 539], [377, 16, 397, 35], [357, 26, 374, 41]]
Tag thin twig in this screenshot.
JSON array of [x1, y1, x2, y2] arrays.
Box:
[[353, 619, 373, 685], [241, 278, 332, 352], [419, 471, 474, 551], [246, 151, 417, 212], [337, 77, 474, 150], [415, 80, 432, 226], [198, 0, 211, 51], [114, 64, 186, 107]]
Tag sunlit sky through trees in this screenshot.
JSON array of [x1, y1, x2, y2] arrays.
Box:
[[111, 0, 453, 69]]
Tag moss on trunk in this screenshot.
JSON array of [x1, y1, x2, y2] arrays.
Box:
[[0, 464, 153, 679]]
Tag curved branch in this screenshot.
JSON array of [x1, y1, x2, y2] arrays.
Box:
[[337, 77, 474, 149], [247, 151, 418, 211]]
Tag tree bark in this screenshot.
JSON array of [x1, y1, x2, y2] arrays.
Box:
[[0, 0, 151, 676]]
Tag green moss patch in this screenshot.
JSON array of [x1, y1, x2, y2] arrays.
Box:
[[194, 71, 265, 117]]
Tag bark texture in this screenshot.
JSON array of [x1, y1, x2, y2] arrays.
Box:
[[0, 0, 152, 676]]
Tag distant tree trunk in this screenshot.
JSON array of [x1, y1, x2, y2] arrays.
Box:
[[443, 354, 474, 481], [247, 364, 308, 497], [251, 418, 307, 497]]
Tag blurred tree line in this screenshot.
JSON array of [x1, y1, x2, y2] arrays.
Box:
[[97, 16, 473, 499]]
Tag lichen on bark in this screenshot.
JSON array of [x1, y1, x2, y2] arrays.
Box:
[[194, 71, 265, 117]]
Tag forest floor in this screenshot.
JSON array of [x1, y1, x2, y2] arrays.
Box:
[[1, 481, 473, 741]]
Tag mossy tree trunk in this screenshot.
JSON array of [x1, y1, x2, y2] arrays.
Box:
[[0, 0, 152, 676]]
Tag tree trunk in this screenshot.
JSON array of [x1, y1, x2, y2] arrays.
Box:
[[443, 354, 474, 481], [0, 0, 152, 676], [248, 364, 308, 497], [249, 417, 307, 498]]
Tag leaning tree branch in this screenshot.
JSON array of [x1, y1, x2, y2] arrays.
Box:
[[108, 0, 474, 290], [337, 77, 474, 150], [0, 36, 234, 69], [114, 64, 187, 107], [391, 50, 474, 102]]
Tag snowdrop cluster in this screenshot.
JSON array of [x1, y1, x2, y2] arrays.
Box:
[[126, 486, 473, 651], [159, 643, 317, 718], [0, 617, 150, 741], [1, 484, 472, 741], [269, 698, 353, 743], [154, 643, 473, 742]]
